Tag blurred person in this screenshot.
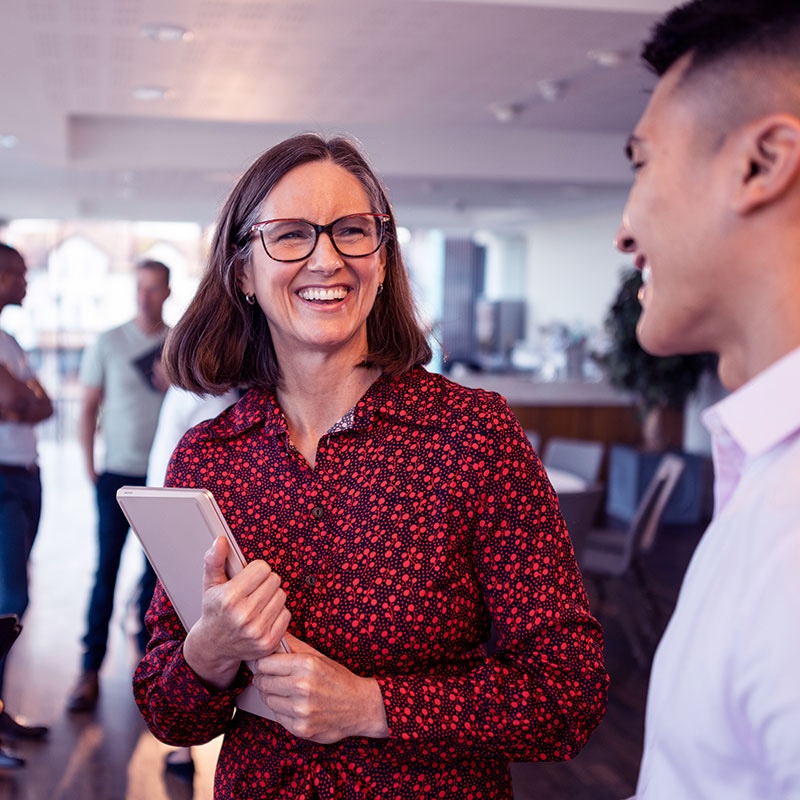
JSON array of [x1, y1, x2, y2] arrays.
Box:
[[146, 383, 239, 782], [68, 259, 171, 712], [133, 133, 608, 799], [615, 1, 800, 797], [0, 244, 53, 764]]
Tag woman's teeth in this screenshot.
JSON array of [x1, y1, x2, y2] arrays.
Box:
[[298, 287, 348, 302]]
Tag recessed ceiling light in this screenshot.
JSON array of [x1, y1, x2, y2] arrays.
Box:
[[131, 86, 173, 101], [489, 102, 524, 123], [140, 23, 193, 43], [587, 49, 626, 68], [537, 79, 564, 103], [0, 134, 18, 149]]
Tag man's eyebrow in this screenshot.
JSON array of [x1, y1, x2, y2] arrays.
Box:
[[624, 134, 642, 161]]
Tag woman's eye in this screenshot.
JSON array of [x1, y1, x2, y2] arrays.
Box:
[[270, 226, 312, 243], [338, 226, 365, 238]]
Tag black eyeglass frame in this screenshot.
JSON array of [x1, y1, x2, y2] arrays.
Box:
[[249, 213, 391, 263]]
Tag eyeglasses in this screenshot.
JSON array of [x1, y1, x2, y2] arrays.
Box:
[[249, 213, 390, 263]]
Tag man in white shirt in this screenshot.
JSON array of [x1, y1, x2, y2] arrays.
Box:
[[615, 1, 800, 798], [0, 244, 53, 767]]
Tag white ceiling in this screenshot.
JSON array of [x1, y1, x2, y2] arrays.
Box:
[[0, 0, 671, 231]]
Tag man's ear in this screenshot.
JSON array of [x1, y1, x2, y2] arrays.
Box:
[[732, 114, 800, 214]]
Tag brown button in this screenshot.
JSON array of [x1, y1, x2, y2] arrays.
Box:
[[305, 574, 317, 587], [310, 506, 324, 519]]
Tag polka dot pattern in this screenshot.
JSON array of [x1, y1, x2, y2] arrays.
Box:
[[133, 368, 608, 799]]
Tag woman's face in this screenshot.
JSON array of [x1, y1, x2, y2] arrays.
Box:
[[240, 159, 386, 365]]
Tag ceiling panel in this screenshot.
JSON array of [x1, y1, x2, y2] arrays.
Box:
[[0, 0, 664, 227]]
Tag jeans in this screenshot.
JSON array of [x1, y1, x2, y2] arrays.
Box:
[[0, 465, 42, 696], [81, 471, 156, 672]]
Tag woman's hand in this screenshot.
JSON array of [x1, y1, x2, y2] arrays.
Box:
[[252, 634, 389, 744], [183, 537, 291, 691]]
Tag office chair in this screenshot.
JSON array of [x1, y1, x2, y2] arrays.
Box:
[[578, 452, 686, 667], [557, 485, 605, 563], [542, 436, 605, 485], [524, 429, 541, 453]]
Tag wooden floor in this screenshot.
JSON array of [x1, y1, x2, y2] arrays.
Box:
[[1, 438, 704, 800]]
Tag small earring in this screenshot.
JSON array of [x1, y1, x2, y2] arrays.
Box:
[[376, 283, 384, 295], [245, 293, 256, 305]]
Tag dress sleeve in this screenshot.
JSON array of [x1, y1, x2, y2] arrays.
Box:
[[132, 581, 253, 747], [376, 402, 609, 762]]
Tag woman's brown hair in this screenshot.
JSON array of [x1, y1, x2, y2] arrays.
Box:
[[163, 133, 432, 394]]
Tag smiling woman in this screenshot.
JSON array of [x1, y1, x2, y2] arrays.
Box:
[[133, 132, 608, 800], [236, 160, 389, 378]]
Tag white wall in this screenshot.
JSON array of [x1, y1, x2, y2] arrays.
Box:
[[524, 206, 630, 339], [477, 231, 527, 301]]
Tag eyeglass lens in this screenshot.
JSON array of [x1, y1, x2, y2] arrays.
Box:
[[259, 214, 384, 261]]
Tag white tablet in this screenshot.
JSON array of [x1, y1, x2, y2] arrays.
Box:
[[116, 485, 287, 720]]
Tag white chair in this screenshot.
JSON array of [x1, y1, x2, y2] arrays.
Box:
[[542, 436, 605, 485], [579, 452, 686, 666]]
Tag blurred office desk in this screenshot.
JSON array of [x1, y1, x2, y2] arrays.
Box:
[[450, 371, 643, 475]]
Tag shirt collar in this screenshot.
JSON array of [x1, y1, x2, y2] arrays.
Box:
[[215, 367, 437, 440], [702, 346, 800, 460], [702, 346, 800, 515]]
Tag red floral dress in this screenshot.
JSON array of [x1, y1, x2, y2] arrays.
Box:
[[133, 368, 608, 799]]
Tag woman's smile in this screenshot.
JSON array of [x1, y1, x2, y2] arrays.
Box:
[[296, 285, 351, 303]]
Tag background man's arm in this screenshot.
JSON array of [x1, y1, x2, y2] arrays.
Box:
[[79, 385, 103, 484], [0, 364, 53, 423]]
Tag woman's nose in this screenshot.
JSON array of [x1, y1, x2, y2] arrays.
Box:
[[307, 231, 343, 272]]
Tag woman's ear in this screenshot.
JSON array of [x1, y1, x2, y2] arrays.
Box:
[[236, 259, 255, 297], [732, 113, 800, 214], [377, 248, 387, 287]]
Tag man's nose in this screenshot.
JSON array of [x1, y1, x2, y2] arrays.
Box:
[[614, 223, 636, 253]]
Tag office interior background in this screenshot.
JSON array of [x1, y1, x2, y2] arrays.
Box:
[[0, 2, 714, 798], [0, 0, 687, 447]]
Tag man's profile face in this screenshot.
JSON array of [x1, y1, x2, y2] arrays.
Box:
[[136, 267, 170, 323], [0, 252, 28, 308], [616, 55, 734, 361]]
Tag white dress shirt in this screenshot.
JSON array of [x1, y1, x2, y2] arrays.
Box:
[[635, 346, 800, 800], [147, 386, 239, 485]]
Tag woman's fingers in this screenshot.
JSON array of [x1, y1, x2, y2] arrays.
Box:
[[199, 555, 289, 661]]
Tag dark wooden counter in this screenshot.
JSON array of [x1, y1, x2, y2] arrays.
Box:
[[450, 372, 644, 474]]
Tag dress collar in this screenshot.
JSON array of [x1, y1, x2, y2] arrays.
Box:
[[214, 367, 439, 440]]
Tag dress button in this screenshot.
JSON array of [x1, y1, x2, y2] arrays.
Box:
[[305, 574, 317, 587], [310, 506, 324, 519]]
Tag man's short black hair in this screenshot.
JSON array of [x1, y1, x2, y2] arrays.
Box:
[[643, 0, 800, 78]]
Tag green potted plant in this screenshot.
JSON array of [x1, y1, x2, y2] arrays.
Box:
[[600, 268, 715, 451]]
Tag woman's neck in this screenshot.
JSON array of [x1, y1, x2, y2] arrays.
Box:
[[276, 353, 380, 467]]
